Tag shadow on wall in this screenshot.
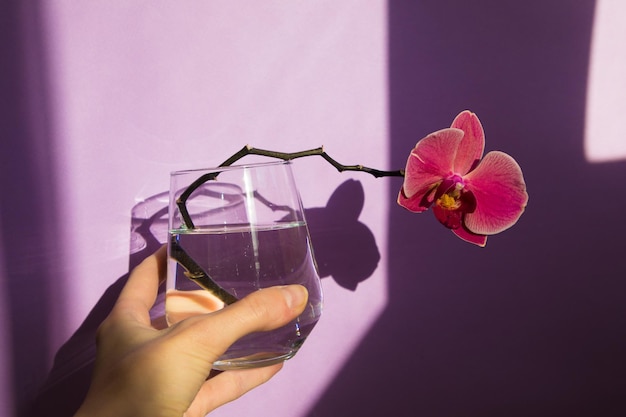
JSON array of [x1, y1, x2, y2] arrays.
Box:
[[0, 2, 62, 416], [309, 1, 626, 417], [27, 179, 379, 416]]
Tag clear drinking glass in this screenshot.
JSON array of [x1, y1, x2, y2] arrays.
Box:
[[166, 161, 323, 370]]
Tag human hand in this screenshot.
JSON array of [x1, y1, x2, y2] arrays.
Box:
[[74, 246, 308, 417]]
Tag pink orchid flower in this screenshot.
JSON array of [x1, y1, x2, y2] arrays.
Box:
[[397, 110, 528, 247]]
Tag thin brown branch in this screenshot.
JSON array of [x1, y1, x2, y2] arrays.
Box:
[[171, 145, 405, 306], [219, 145, 405, 178]]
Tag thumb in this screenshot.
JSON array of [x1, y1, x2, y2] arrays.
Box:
[[173, 285, 309, 360]]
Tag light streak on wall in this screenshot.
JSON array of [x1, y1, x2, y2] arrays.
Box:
[[585, 0, 626, 162]]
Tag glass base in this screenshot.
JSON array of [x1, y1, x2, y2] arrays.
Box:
[[212, 350, 297, 370]]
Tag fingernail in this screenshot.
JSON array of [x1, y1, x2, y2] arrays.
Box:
[[282, 285, 308, 310]]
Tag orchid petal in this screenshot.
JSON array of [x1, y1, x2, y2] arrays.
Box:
[[451, 111, 485, 175], [452, 226, 488, 247], [400, 127, 464, 201], [463, 151, 528, 235], [397, 187, 432, 213]]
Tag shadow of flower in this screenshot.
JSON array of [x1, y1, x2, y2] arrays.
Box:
[[307, 179, 380, 290]]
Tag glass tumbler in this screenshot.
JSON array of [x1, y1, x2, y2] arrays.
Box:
[[166, 161, 323, 370]]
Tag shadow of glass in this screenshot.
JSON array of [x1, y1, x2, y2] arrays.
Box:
[[28, 179, 379, 415]]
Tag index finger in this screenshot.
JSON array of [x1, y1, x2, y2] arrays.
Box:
[[113, 245, 167, 325]]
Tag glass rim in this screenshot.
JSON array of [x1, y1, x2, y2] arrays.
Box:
[[170, 160, 292, 176]]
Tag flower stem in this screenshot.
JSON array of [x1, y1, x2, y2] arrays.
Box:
[[169, 235, 238, 305], [219, 145, 405, 178]]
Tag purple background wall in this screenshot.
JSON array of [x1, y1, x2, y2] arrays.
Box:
[[2, 1, 625, 417], [309, 1, 626, 416]]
